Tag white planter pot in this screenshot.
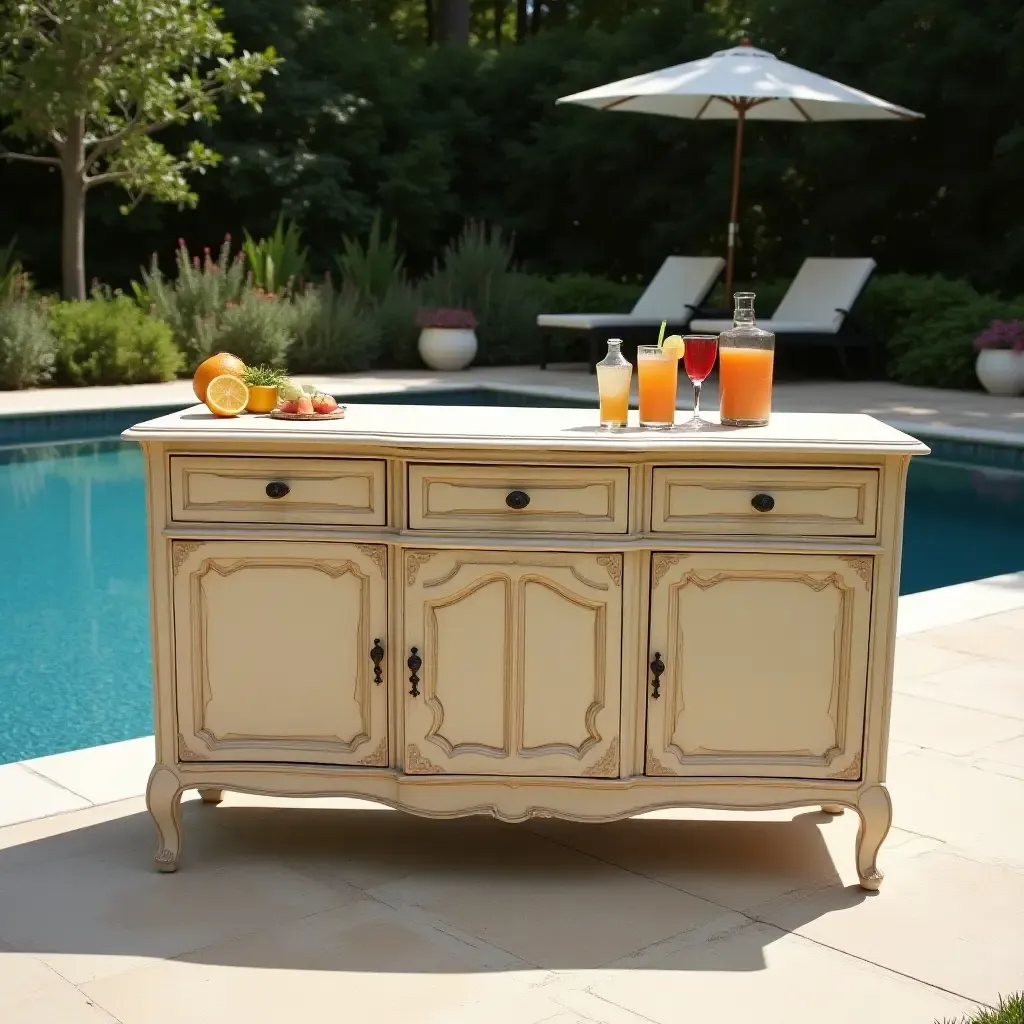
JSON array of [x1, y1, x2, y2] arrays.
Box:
[[418, 327, 478, 371], [975, 349, 1024, 396]]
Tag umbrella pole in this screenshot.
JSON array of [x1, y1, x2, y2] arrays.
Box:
[[724, 101, 746, 300]]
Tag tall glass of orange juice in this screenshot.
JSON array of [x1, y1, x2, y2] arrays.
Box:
[[719, 292, 775, 427], [637, 345, 677, 428]]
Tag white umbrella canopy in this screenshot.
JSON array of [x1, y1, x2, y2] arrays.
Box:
[[557, 43, 924, 294]]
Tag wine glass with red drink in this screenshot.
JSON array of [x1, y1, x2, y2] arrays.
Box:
[[681, 335, 718, 430]]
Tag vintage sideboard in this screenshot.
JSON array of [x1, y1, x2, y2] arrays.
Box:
[[124, 405, 927, 889]]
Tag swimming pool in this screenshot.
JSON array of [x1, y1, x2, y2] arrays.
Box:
[[1, 420, 1022, 764]]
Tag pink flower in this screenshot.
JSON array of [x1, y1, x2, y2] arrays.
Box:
[[192, 256, 200, 268], [178, 238, 185, 248]]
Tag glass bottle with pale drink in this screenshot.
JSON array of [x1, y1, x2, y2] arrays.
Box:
[[596, 339, 632, 428], [718, 292, 775, 427]]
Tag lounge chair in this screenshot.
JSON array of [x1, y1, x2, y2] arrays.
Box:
[[689, 257, 878, 378], [538, 256, 725, 372]]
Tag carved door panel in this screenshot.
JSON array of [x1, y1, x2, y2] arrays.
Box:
[[172, 540, 389, 767], [645, 552, 872, 780], [403, 549, 623, 777]]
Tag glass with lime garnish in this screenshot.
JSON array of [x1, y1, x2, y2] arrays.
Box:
[[637, 320, 683, 429]]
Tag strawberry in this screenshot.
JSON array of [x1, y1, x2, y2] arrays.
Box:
[[296, 395, 315, 415], [278, 399, 298, 414], [312, 393, 338, 414]]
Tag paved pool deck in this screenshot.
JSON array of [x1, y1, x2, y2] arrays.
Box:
[[1, 365, 1023, 446], [1, 371, 1023, 1022]]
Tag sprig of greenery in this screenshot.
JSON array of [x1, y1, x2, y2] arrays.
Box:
[[243, 363, 287, 387]]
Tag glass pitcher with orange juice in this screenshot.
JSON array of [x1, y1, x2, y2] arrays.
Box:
[[719, 292, 775, 427]]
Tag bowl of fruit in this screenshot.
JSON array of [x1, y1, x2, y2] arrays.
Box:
[[191, 353, 345, 420], [270, 380, 345, 420]]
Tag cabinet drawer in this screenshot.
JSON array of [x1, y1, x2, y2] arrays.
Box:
[[651, 467, 879, 537], [407, 463, 629, 534], [170, 456, 386, 526]]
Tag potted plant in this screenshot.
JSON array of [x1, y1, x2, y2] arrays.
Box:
[[416, 307, 479, 371], [974, 319, 1024, 396], [242, 364, 287, 413]]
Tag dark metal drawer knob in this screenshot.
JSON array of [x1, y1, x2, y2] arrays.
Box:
[[751, 493, 775, 513], [506, 490, 530, 510], [370, 639, 384, 686], [265, 481, 290, 499]]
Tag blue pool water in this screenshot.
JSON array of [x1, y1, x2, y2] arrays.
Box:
[[1, 426, 1023, 765]]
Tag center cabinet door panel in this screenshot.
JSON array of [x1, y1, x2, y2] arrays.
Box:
[[172, 540, 389, 767], [403, 550, 623, 777], [645, 552, 872, 780]]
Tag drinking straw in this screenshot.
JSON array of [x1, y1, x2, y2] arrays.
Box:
[[657, 320, 667, 349]]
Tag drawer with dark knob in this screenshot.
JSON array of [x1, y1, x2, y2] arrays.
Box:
[[408, 463, 628, 535], [170, 456, 386, 526], [651, 467, 879, 537]]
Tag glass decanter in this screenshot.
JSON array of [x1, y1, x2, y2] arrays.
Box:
[[718, 292, 775, 427]]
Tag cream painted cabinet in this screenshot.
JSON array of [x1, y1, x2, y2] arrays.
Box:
[[128, 406, 927, 889], [645, 552, 871, 780], [403, 549, 623, 777], [172, 540, 389, 767]]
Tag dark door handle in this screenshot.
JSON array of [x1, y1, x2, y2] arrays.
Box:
[[505, 490, 530, 510], [266, 481, 290, 499], [408, 647, 422, 697], [650, 652, 665, 699], [751, 493, 775, 513], [370, 639, 384, 686]]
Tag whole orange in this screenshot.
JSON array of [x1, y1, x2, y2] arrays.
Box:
[[193, 352, 246, 403]]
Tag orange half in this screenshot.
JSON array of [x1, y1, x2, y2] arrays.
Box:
[[205, 374, 249, 417]]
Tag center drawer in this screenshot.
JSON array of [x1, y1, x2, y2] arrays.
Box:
[[407, 463, 629, 534], [170, 456, 386, 526], [651, 466, 879, 536]]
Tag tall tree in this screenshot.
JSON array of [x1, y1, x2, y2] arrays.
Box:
[[0, 0, 279, 299], [437, 0, 470, 43]]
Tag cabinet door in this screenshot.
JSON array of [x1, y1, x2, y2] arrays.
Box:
[[646, 552, 871, 780], [172, 540, 388, 767], [404, 550, 622, 777]]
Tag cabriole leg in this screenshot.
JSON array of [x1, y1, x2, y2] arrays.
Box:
[[146, 765, 183, 873], [855, 784, 892, 891]]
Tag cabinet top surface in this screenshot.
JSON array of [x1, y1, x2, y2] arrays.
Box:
[[123, 403, 928, 456]]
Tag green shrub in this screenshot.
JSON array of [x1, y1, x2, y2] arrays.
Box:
[[243, 216, 309, 296], [938, 992, 1024, 1024], [369, 281, 422, 369], [289, 282, 381, 373], [0, 238, 32, 303], [0, 294, 56, 389], [857, 274, 1024, 388], [421, 222, 545, 365], [50, 295, 182, 386], [540, 273, 644, 315], [336, 212, 407, 304], [193, 289, 296, 368], [137, 238, 247, 371]]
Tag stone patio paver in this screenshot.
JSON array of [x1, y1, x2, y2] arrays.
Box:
[[0, 588, 1022, 1021]]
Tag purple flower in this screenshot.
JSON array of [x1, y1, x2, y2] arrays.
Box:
[[974, 319, 1024, 352]]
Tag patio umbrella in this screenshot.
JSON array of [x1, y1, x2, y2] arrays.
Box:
[[557, 42, 923, 297]]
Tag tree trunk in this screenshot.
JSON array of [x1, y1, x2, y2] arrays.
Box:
[[494, 0, 506, 46], [61, 115, 87, 301], [515, 0, 527, 41], [424, 0, 434, 44], [437, 0, 469, 43], [530, 0, 542, 34]]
